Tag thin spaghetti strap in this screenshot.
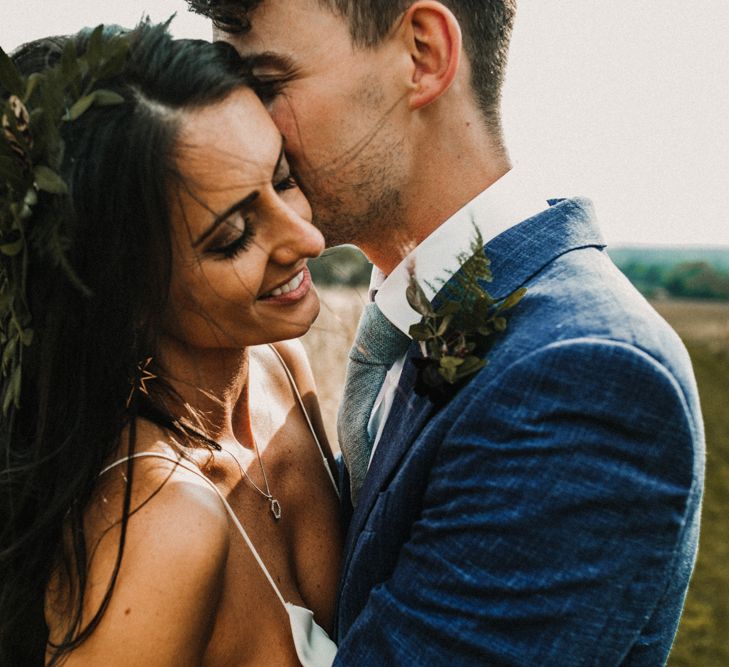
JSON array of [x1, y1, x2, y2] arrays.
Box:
[[267, 344, 340, 499], [99, 452, 288, 608]]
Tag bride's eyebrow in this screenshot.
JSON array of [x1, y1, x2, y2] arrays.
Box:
[[194, 140, 286, 248], [195, 191, 260, 248]]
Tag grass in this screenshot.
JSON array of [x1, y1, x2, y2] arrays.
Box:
[[652, 299, 729, 349], [651, 300, 729, 665], [302, 293, 729, 663], [668, 340, 729, 666], [301, 287, 367, 451]]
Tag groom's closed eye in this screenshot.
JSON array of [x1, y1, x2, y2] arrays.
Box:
[[246, 52, 298, 103]]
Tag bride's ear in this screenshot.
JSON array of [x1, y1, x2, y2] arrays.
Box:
[[399, 1, 462, 110]]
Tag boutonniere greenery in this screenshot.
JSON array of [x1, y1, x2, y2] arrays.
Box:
[[407, 227, 526, 403]]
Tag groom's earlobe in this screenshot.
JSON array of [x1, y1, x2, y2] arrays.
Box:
[[402, 1, 462, 110]]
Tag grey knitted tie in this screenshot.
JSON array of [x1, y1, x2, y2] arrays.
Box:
[[338, 302, 411, 506]]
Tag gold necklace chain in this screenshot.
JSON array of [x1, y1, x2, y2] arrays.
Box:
[[165, 416, 283, 521], [224, 437, 282, 521]]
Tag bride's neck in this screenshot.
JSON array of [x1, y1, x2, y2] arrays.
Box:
[[156, 336, 253, 444]]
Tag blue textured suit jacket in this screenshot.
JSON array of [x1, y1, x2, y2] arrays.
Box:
[[334, 198, 704, 666]]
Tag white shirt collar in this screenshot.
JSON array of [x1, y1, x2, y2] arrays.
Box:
[[370, 167, 549, 336]]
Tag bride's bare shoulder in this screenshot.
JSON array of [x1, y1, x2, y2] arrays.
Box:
[[88, 439, 231, 592], [93, 422, 230, 538], [46, 428, 230, 664]]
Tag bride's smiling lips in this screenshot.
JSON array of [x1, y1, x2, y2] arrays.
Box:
[[258, 265, 313, 304]]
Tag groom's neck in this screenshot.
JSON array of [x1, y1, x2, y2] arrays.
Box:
[[360, 115, 512, 275]]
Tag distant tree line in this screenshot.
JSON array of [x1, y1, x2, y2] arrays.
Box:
[[309, 245, 729, 301], [619, 261, 729, 300], [308, 246, 372, 288]]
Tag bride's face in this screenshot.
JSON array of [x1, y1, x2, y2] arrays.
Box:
[[164, 87, 324, 349]]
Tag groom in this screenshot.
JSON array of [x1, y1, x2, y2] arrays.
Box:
[[190, 1, 704, 663]]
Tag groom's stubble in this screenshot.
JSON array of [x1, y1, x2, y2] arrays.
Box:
[[280, 78, 411, 252]]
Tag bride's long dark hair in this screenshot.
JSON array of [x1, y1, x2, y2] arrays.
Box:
[[0, 22, 251, 665]]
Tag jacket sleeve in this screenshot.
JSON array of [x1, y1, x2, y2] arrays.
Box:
[[333, 338, 702, 666]]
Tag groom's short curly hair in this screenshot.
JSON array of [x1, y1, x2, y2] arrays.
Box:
[[187, 0, 517, 131]]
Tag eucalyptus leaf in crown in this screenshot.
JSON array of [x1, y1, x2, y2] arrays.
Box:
[[0, 26, 129, 415], [407, 226, 526, 403]]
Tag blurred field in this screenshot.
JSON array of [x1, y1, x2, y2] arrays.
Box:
[[301, 287, 367, 451], [652, 299, 729, 351], [656, 301, 729, 667], [302, 293, 729, 664]]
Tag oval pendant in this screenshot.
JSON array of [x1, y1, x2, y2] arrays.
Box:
[[270, 498, 282, 521]]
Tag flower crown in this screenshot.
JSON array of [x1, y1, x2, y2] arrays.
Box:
[[0, 26, 130, 415]]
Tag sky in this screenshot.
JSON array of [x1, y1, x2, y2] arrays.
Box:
[[1, 1, 728, 247]]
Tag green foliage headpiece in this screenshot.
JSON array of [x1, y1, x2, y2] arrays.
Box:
[[0, 26, 130, 415]]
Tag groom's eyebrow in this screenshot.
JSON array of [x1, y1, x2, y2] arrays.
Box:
[[246, 51, 297, 76]]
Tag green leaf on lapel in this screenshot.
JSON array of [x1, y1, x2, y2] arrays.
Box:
[[497, 286, 527, 312], [33, 165, 67, 194], [408, 222, 527, 402], [406, 277, 436, 317]]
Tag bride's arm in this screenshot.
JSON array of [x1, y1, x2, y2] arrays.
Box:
[[45, 459, 230, 666]]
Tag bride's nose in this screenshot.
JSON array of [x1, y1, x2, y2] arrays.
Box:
[[268, 200, 325, 266]]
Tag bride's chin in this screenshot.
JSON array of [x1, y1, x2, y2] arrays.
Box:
[[292, 293, 321, 334], [260, 291, 321, 341]]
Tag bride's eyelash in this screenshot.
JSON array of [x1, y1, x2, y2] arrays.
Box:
[[209, 175, 294, 260], [211, 219, 255, 260]]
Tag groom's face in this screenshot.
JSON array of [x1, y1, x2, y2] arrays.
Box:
[[217, 0, 410, 247]]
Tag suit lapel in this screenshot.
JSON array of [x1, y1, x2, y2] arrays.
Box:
[[480, 197, 606, 300], [341, 347, 434, 564], [339, 197, 607, 576]]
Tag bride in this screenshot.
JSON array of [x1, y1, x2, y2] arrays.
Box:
[[0, 21, 342, 666]]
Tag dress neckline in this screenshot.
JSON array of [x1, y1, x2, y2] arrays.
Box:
[[98, 344, 339, 666]]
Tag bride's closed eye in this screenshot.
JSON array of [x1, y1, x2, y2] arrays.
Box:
[[210, 216, 255, 260], [210, 175, 297, 260]]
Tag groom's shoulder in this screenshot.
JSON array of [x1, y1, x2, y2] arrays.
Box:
[[507, 245, 690, 374], [436, 250, 704, 481], [453, 245, 698, 415]]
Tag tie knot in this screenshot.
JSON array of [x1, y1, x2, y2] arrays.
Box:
[[350, 302, 411, 366]]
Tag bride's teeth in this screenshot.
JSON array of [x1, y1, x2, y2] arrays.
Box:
[[264, 271, 304, 298]]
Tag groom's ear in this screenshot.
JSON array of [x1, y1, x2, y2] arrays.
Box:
[[399, 1, 462, 111]]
